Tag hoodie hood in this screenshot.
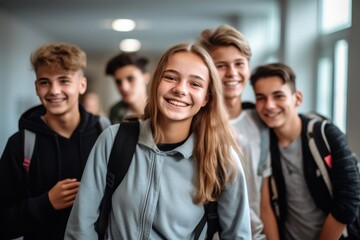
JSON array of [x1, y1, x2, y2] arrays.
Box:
[[18, 104, 103, 177], [19, 104, 100, 136]]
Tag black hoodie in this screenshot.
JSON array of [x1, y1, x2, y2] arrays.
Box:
[[0, 104, 109, 240]]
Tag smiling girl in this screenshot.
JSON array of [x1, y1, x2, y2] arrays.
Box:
[[65, 42, 251, 239]]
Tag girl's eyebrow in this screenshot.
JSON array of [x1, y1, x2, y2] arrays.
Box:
[[164, 69, 206, 82], [189, 74, 206, 82]]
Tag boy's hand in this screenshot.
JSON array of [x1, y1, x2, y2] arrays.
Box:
[[48, 178, 80, 210]]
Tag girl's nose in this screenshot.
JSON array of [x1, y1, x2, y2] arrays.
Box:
[[172, 81, 187, 96]]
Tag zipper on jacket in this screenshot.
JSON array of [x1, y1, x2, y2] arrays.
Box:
[[138, 153, 158, 240]]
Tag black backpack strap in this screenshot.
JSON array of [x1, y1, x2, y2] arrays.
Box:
[[95, 121, 140, 240], [194, 201, 221, 240], [269, 129, 286, 239], [241, 101, 255, 109]]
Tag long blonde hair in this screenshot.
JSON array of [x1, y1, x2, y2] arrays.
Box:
[[143, 42, 241, 203]]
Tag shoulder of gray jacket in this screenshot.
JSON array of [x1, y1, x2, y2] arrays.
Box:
[[98, 116, 111, 131]]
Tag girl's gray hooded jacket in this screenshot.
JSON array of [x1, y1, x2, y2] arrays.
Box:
[[65, 120, 251, 239]]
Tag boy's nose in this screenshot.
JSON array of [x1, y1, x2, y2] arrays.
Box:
[[50, 83, 61, 94], [265, 98, 276, 109]]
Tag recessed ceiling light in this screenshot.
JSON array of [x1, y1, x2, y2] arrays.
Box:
[[119, 39, 141, 52], [111, 19, 136, 32]]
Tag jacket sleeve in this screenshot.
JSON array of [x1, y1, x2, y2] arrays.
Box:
[[217, 149, 252, 239], [64, 125, 118, 240], [327, 123, 360, 224]]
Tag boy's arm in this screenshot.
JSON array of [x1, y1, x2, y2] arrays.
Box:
[[260, 177, 280, 240], [0, 133, 62, 238], [325, 123, 360, 225], [0, 134, 35, 238], [319, 213, 346, 240]]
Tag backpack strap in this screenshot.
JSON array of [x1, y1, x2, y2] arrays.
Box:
[[95, 121, 140, 240], [242, 101, 255, 109], [193, 201, 221, 240], [23, 129, 36, 175], [204, 201, 221, 239], [307, 119, 333, 197], [269, 176, 280, 218], [307, 118, 352, 237]]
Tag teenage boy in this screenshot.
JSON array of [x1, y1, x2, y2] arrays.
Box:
[[250, 62, 360, 239], [198, 24, 277, 239], [105, 52, 150, 123], [0, 43, 110, 240]]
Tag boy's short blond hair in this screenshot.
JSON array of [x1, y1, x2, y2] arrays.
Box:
[[197, 24, 252, 61], [30, 43, 86, 73]]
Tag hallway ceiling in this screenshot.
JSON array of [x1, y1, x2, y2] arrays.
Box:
[[0, 0, 277, 57]]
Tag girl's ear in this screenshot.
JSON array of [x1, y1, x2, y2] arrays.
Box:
[[201, 93, 210, 107]]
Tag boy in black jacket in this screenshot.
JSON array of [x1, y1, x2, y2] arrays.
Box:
[[0, 43, 110, 240], [250, 62, 360, 240]]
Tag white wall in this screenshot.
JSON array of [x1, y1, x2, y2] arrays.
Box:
[[85, 54, 120, 116], [280, 0, 318, 112], [0, 9, 55, 153]]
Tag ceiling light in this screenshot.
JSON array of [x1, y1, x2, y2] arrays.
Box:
[[119, 39, 141, 52], [111, 19, 136, 32]]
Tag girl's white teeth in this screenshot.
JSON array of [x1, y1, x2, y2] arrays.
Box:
[[168, 99, 187, 107], [224, 81, 239, 86]]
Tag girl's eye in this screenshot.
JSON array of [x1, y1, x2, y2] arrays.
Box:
[[164, 75, 176, 81], [216, 64, 226, 69], [191, 82, 202, 88]]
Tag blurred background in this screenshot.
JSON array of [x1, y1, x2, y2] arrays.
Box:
[[0, 0, 359, 155]]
